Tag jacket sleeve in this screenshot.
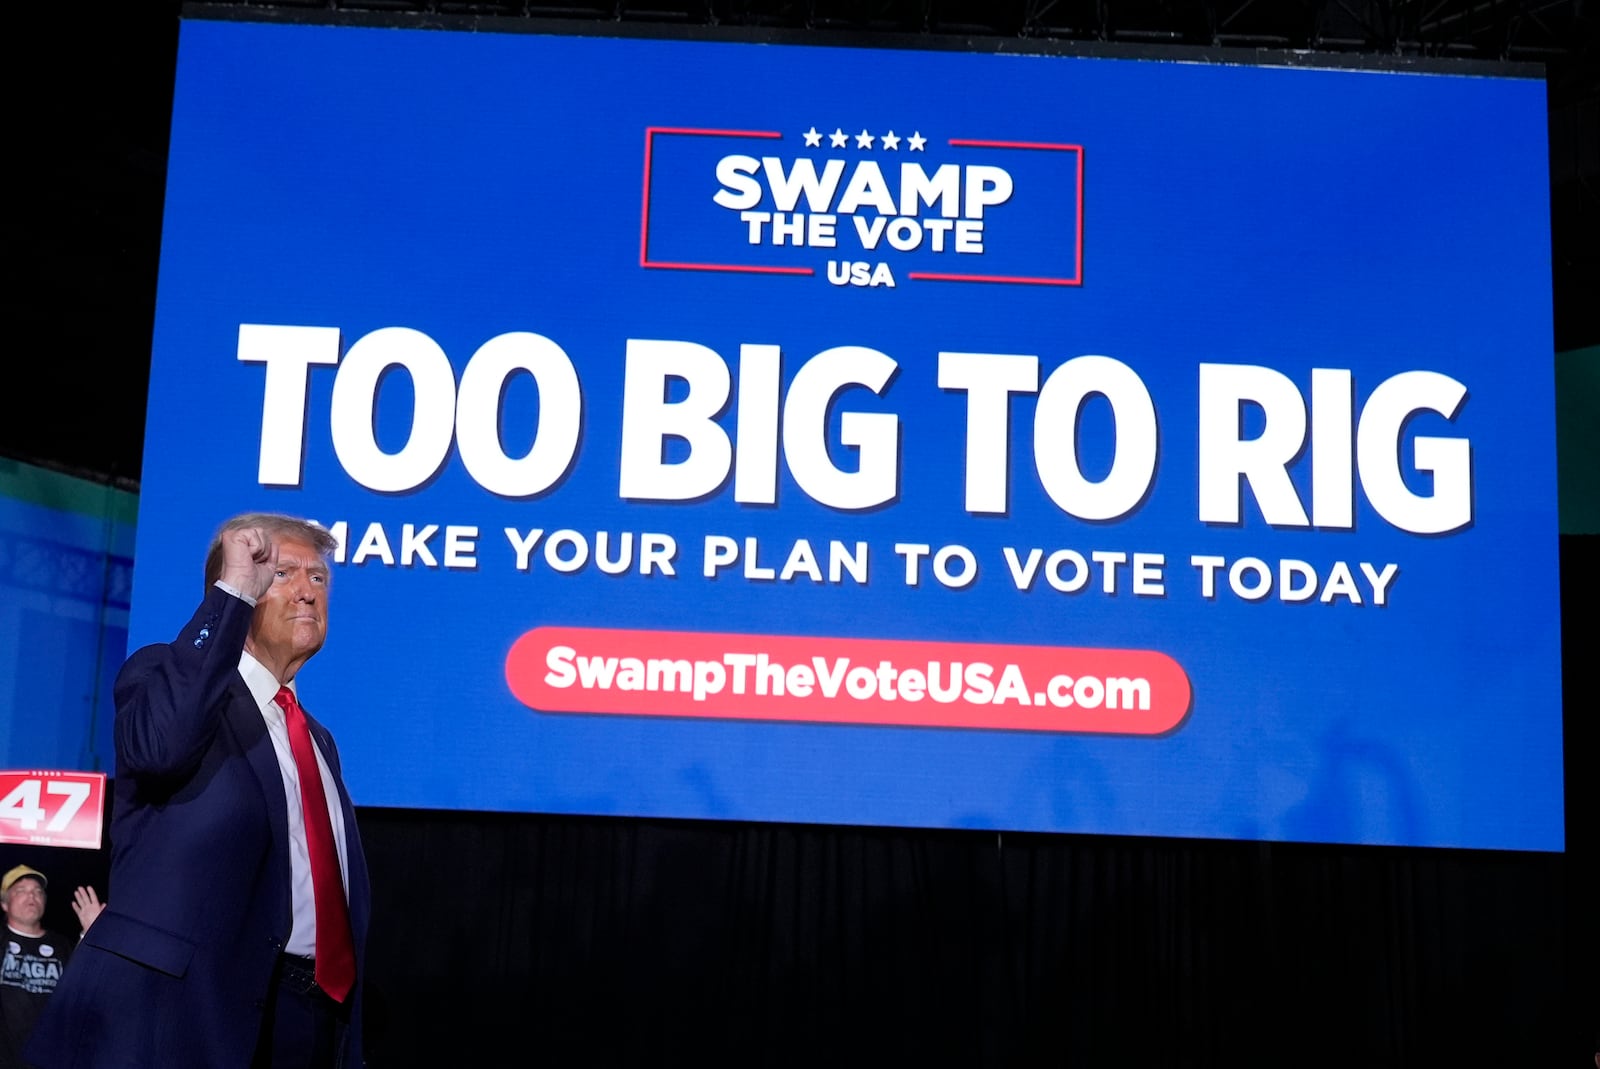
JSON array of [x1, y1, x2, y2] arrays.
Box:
[[114, 585, 256, 780]]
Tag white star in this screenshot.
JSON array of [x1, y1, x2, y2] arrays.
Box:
[[802, 126, 822, 148], [855, 128, 875, 149], [908, 131, 927, 151], [829, 128, 849, 148], [881, 130, 901, 150]]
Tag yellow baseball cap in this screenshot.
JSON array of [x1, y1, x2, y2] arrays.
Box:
[[1, 864, 46, 894]]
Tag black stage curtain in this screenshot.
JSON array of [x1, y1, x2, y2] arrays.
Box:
[[358, 808, 1587, 1067], [19, 539, 1594, 1067]]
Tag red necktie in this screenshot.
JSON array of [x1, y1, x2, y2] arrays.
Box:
[[276, 686, 356, 1002]]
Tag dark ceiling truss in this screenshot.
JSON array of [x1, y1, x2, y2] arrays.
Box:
[[192, 0, 1590, 62]]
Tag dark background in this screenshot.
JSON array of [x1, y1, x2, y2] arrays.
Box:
[[5, 1, 1597, 1065]]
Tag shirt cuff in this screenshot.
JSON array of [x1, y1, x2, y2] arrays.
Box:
[[213, 579, 257, 607]]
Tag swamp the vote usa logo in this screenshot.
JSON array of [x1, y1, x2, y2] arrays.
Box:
[[640, 123, 1084, 289]]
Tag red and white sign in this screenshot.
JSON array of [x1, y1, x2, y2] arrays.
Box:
[[0, 770, 107, 850], [508, 627, 1191, 736]]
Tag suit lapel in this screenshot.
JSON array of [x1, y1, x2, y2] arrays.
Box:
[[222, 679, 293, 903]]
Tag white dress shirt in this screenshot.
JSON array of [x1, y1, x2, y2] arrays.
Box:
[[236, 647, 352, 958]]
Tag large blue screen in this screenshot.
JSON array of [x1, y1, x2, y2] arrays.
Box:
[[132, 17, 1564, 849]]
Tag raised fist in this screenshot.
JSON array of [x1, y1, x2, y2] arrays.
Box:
[[218, 526, 279, 601]]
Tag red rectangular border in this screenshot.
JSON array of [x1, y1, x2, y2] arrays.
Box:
[[640, 130, 1082, 285]]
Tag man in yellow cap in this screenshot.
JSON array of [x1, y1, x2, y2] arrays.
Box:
[[0, 866, 101, 1069]]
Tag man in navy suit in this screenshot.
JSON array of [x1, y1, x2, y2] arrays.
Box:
[[28, 513, 370, 1068]]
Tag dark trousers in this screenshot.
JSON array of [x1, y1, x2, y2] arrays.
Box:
[[252, 954, 349, 1069]]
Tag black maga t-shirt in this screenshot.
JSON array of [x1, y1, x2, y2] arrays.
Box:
[[0, 928, 73, 1068]]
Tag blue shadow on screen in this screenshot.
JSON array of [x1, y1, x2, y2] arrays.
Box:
[[0, 460, 135, 773]]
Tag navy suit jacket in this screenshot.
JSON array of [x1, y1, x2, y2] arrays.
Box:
[[26, 586, 371, 1068]]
